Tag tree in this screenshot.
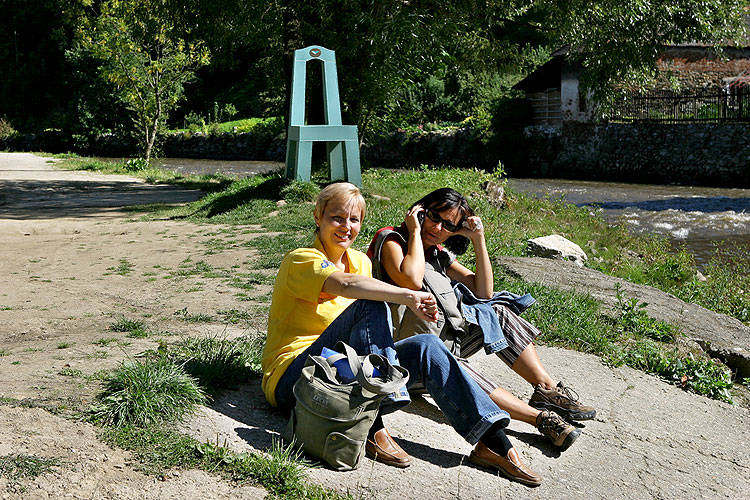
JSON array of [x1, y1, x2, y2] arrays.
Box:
[[533, 0, 750, 103], [78, 0, 210, 160]]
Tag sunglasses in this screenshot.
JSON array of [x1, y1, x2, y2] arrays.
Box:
[[424, 209, 463, 232]]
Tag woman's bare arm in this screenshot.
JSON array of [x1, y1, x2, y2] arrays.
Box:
[[322, 271, 438, 321], [446, 216, 493, 298], [380, 206, 426, 290]]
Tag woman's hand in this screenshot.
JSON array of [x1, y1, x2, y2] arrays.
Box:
[[408, 290, 438, 322], [405, 204, 425, 233], [457, 215, 485, 240]]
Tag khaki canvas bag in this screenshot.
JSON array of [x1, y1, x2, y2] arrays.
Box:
[[283, 341, 409, 471]]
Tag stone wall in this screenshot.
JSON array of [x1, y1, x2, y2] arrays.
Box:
[[1, 131, 287, 162], [522, 122, 750, 187]]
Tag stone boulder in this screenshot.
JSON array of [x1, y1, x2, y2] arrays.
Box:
[[526, 234, 588, 266]]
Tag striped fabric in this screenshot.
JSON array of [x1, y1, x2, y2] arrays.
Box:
[[451, 303, 541, 394]]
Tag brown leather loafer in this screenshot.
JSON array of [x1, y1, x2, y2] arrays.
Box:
[[468, 442, 542, 486], [365, 427, 412, 468]]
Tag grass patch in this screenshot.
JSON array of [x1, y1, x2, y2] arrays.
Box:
[[503, 273, 734, 403], [94, 337, 119, 346], [100, 425, 343, 499], [91, 357, 206, 427], [173, 307, 216, 323], [57, 156, 233, 193], [107, 258, 134, 276], [169, 335, 263, 392], [109, 317, 149, 338], [0, 454, 60, 483], [58, 367, 84, 377]]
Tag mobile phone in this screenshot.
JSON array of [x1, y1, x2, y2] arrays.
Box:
[[417, 211, 425, 226]]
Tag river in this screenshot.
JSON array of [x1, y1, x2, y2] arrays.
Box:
[[115, 158, 749, 266], [506, 178, 750, 267]]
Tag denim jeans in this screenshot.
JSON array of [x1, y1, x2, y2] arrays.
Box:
[[274, 299, 407, 413], [274, 300, 509, 444]]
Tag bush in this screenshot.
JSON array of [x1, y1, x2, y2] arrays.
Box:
[[124, 158, 149, 172], [0, 117, 17, 139]]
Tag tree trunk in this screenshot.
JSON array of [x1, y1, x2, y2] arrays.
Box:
[[281, 0, 303, 135]]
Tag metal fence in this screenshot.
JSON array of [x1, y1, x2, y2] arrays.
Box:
[[609, 87, 750, 123]]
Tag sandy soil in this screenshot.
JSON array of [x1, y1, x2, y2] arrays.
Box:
[[1, 153, 748, 500], [0, 153, 269, 499]]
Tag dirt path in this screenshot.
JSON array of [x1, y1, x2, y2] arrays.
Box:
[[1, 153, 748, 499]]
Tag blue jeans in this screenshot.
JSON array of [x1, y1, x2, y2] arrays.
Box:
[[274, 300, 509, 444]]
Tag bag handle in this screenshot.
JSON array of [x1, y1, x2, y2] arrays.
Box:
[[329, 341, 408, 396]]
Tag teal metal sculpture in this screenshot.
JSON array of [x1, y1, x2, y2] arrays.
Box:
[[285, 46, 362, 186]]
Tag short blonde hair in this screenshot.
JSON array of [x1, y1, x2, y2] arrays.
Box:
[[314, 182, 366, 222]]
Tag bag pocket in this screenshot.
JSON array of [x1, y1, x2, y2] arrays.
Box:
[[322, 432, 364, 471]]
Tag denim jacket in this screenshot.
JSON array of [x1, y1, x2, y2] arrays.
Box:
[[452, 281, 536, 354]]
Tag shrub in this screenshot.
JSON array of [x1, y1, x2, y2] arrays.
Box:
[[124, 158, 149, 172], [0, 117, 17, 139]]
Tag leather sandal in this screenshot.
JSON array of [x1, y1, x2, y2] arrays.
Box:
[[365, 427, 412, 468]]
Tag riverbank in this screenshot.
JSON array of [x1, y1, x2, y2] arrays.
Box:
[[1, 153, 748, 499]]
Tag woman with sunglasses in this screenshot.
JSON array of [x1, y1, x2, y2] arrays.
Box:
[[368, 188, 596, 455], [262, 182, 543, 486]]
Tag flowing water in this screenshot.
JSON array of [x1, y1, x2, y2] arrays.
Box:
[[506, 178, 750, 266], [102, 158, 749, 266]]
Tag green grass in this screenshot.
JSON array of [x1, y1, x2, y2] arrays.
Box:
[[57, 156, 234, 193], [500, 272, 733, 402], [107, 258, 134, 276], [169, 335, 263, 392], [173, 307, 216, 323], [100, 425, 344, 499], [91, 357, 207, 427], [0, 454, 60, 483], [58, 367, 84, 377], [90, 347, 345, 499], [109, 317, 149, 338]]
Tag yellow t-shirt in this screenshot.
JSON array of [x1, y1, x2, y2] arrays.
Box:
[[261, 237, 372, 407]]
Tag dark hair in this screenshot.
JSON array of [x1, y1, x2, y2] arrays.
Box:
[[411, 188, 474, 255]]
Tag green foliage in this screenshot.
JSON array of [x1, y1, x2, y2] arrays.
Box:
[[196, 438, 345, 499], [77, 0, 211, 159], [100, 424, 204, 475], [615, 287, 679, 342], [124, 158, 149, 172], [91, 357, 207, 427], [606, 346, 733, 403], [0, 117, 17, 139], [680, 246, 750, 325], [280, 180, 319, 203]]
